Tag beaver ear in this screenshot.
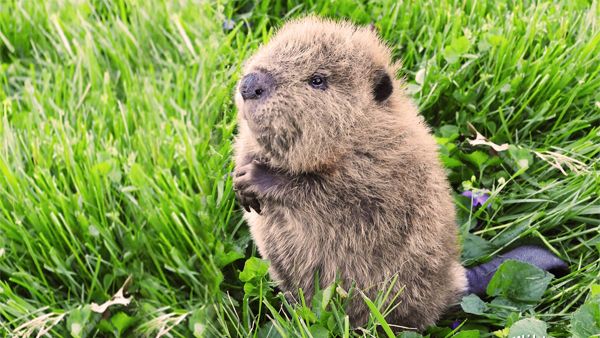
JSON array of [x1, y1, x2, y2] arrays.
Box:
[[372, 69, 393, 103]]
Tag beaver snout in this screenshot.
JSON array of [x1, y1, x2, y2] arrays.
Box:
[[239, 71, 275, 101]]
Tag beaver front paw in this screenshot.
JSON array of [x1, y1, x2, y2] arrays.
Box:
[[233, 162, 262, 214], [233, 158, 291, 214]]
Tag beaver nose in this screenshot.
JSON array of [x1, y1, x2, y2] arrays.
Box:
[[239, 72, 274, 101]]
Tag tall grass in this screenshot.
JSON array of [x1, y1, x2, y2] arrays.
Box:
[[0, 0, 598, 336]]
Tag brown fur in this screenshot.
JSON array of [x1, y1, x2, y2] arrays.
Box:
[[232, 16, 467, 330]]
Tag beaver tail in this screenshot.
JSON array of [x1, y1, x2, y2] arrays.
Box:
[[466, 245, 569, 296]]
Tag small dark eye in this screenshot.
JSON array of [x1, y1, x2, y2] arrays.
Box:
[[309, 75, 327, 89]]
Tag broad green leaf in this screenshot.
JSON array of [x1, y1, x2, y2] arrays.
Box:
[[463, 151, 489, 169], [508, 318, 547, 337], [489, 297, 523, 318], [438, 124, 460, 139], [214, 242, 244, 268], [239, 257, 270, 282], [111, 312, 135, 335], [309, 324, 329, 338], [486, 260, 553, 302], [451, 36, 472, 54], [443, 36, 472, 63], [312, 283, 334, 316], [442, 155, 464, 168], [462, 233, 495, 261], [461, 294, 488, 315], [67, 306, 92, 338], [570, 299, 600, 338], [508, 145, 532, 171]]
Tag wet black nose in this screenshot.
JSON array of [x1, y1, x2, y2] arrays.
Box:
[[239, 72, 274, 101]]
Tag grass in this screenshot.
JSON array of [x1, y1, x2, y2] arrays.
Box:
[[0, 0, 599, 336]]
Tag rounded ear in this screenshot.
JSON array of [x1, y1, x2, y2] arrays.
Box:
[[372, 69, 393, 102]]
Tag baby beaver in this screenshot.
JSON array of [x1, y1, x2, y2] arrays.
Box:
[[232, 16, 567, 330]]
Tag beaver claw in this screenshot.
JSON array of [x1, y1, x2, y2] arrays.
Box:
[[233, 157, 294, 214], [233, 162, 261, 214]]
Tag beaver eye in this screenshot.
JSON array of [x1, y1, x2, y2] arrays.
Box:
[[309, 75, 327, 90]]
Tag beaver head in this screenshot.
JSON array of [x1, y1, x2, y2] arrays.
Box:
[[236, 16, 399, 174]]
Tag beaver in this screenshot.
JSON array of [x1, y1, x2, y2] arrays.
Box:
[[232, 16, 567, 330]]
